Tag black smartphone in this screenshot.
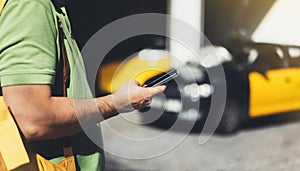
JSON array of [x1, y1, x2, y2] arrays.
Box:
[[144, 69, 179, 87]]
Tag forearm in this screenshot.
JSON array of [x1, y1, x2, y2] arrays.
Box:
[[14, 96, 116, 141], [3, 86, 118, 141], [36, 96, 105, 140]]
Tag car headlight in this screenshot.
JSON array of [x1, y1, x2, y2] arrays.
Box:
[[183, 83, 214, 101]]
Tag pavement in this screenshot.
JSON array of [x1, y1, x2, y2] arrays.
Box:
[[100, 111, 300, 171]]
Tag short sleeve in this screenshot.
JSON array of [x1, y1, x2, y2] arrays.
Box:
[[0, 0, 58, 87]]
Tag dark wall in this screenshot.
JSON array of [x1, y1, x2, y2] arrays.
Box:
[[66, 0, 167, 49]]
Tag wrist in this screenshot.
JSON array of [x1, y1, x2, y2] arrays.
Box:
[[96, 95, 118, 119]]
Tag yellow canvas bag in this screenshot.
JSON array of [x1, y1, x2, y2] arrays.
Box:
[[0, 0, 76, 170], [0, 97, 76, 171]]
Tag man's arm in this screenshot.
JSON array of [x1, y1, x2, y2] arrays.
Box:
[[2, 81, 166, 141]]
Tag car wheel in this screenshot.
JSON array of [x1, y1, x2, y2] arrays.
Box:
[[217, 99, 241, 134]]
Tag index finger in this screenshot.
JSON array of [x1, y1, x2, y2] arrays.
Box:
[[147, 85, 167, 96]]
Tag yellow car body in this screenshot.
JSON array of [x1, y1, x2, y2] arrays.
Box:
[[98, 52, 171, 93], [249, 68, 300, 117]]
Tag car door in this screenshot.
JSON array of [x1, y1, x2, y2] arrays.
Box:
[[248, 44, 292, 117]]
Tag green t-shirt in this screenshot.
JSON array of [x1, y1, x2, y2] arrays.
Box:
[[0, 0, 104, 170]]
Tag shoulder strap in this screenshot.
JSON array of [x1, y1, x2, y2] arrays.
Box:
[[50, 0, 70, 96], [59, 26, 70, 97]]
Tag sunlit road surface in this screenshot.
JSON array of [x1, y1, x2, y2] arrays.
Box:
[[101, 111, 300, 171]]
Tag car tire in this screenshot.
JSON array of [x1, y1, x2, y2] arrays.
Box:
[[217, 99, 241, 134]]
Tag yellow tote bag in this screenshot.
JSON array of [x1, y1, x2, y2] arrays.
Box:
[[0, 97, 29, 170], [0, 97, 76, 171]]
